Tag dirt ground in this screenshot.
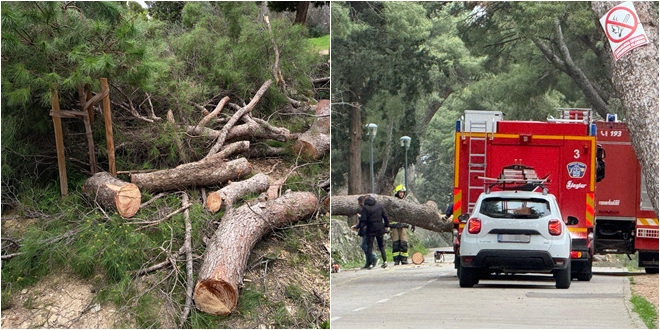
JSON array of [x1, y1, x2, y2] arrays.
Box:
[[1, 272, 130, 329], [630, 272, 659, 311]]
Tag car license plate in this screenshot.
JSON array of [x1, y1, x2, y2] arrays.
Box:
[[498, 234, 530, 243]]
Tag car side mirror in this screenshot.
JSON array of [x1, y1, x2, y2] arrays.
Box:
[[458, 214, 470, 223], [566, 216, 579, 226]]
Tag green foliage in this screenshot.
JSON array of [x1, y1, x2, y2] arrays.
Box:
[[630, 295, 658, 329]]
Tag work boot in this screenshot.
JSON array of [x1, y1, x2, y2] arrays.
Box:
[[400, 257, 408, 265], [393, 256, 400, 266]]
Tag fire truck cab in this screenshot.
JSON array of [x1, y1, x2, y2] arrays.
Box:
[[452, 109, 597, 281]]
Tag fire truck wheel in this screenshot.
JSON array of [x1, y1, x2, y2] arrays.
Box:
[[575, 259, 593, 281], [645, 267, 659, 274], [555, 263, 571, 289], [459, 264, 478, 288]]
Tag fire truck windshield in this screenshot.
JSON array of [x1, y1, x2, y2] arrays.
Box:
[[479, 198, 551, 219]]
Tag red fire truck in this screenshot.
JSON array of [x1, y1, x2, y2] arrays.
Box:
[[452, 109, 659, 280], [593, 118, 659, 273]]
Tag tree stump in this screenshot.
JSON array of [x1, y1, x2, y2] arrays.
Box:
[[83, 172, 141, 218], [206, 173, 271, 213], [130, 157, 251, 193], [194, 191, 318, 315]]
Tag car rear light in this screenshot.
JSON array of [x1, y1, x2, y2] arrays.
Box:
[[570, 251, 583, 259], [548, 219, 562, 236], [467, 218, 481, 234]]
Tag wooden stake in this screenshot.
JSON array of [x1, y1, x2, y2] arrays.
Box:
[[78, 86, 97, 174], [51, 89, 68, 196], [101, 78, 116, 176], [86, 87, 94, 123]]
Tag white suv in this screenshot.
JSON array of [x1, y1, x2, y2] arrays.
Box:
[[458, 190, 577, 289]]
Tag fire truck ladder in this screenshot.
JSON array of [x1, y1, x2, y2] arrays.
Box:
[[467, 120, 488, 212]]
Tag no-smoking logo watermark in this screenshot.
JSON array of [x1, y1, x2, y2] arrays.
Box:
[[599, 2, 648, 60]]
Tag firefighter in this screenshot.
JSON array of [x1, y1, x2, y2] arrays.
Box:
[[391, 185, 414, 265]]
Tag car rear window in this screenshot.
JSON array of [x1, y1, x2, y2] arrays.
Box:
[[479, 197, 551, 219]]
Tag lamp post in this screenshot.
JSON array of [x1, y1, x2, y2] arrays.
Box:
[[366, 123, 378, 193], [400, 136, 411, 193]]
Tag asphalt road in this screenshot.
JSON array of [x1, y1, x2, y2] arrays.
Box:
[[330, 250, 646, 329]]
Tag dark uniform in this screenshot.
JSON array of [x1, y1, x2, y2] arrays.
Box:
[[391, 187, 414, 265]]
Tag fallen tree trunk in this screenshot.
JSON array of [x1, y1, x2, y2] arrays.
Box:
[[330, 194, 452, 232], [130, 157, 251, 193], [194, 191, 318, 315], [291, 100, 330, 159], [206, 173, 271, 213], [83, 172, 141, 218]]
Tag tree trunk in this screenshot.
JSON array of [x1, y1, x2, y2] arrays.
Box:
[[83, 172, 141, 218], [291, 116, 329, 160], [206, 173, 270, 213], [294, 2, 310, 25], [348, 103, 362, 195], [330, 194, 453, 232], [194, 191, 318, 315], [130, 157, 251, 193], [591, 2, 659, 213]]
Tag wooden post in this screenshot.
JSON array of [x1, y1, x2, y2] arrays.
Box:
[[51, 89, 68, 196], [86, 87, 94, 123], [101, 78, 116, 176], [78, 86, 97, 174]]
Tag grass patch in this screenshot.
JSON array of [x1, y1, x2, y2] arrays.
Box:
[[308, 35, 329, 52], [631, 295, 658, 329]]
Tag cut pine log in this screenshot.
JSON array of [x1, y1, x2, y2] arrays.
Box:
[[291, 100, 330, 160], [83, 172, 141, 218], [206, 173, 270, 213], [130, 157, 251, 193], [194, 191, 318, 315]]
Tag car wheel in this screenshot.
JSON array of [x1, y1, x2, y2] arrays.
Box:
[[555, 263, 571, 289], [576, 259, 593, 281], [459, 264, 477, 288]]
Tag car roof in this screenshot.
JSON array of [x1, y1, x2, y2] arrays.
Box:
[[480, 190, 556, 200]]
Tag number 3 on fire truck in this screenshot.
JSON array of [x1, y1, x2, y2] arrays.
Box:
[[574, 149, 580, 159]]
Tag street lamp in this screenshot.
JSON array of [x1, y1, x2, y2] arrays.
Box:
[[400, 136, 411, 194], [366, 123, 378, 193]]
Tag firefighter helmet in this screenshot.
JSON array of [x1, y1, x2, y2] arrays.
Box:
[[394, 184, 406, 194]]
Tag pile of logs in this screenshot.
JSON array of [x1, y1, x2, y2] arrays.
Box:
[[82, 79, 328, 317]]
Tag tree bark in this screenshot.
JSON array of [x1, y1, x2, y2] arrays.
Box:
[[330, 194, 453, 232], [591, 2, 659, 213], [83, 172, 141, 218], [294, 2, 310, 25], [194, 191, 318, 315], [130, 157, 251, 193], [206, 173, 271, 213]]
